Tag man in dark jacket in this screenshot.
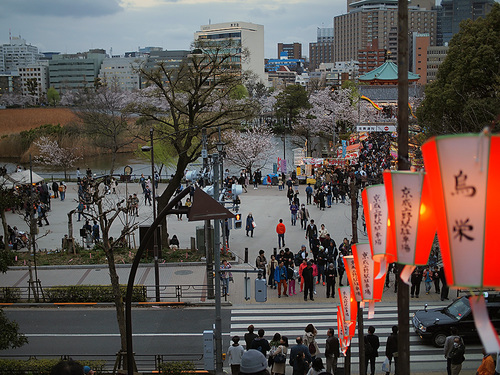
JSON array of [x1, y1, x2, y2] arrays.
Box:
[[325, 328, 340, 374], [365, 325, 380, 375], [385, 325, 398, 375], [305, 220, 318, 251], [250, 329, 271, 357], [289, 337, 312, 367], [325, 263, 337, 298], [302, 261, 314, 301]]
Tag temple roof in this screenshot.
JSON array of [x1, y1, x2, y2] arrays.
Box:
[[359, 60, 420, 83]]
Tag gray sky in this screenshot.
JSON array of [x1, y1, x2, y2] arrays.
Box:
[[0, 0, 346, 59]]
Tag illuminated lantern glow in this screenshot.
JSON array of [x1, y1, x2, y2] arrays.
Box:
[[339, 286, 358, 326], [362, 184, 395, 278], [383, 170, 436, 283], [351, 243, 386, 318], [343, 255, 362, 302], [422, 132, 500, 352]]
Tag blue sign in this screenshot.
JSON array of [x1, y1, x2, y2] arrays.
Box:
[[342, 140, 347, 158]]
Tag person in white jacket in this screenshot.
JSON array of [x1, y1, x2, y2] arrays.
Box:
[[227, 335, 245, 375]]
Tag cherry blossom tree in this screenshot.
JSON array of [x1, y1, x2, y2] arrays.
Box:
[[223, 125, 276, 177], [0, 92, 31, 107], [73, 86, 138, 175], [33, 136, 81, 180]]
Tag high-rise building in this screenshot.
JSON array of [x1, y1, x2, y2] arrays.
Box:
[[437, 0, 495, 45], [410, 33, 430, 86], [334, 0, 437, 63], [194, 22, 265, 83], [0, 36, 42, 73], [98, 56, 146, 91], [309, 27, 335, 71], [277, 43, 302, 59], [49, 52, 106, 92], [358, 39, 386, 74], [426, 45, 449, 83], [18, 61, 49, 103]]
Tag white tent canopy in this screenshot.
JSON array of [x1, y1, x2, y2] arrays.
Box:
[[5, 170, 44, 186]]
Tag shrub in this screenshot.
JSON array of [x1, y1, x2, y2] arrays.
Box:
[[45, 285, 146, 303], [0, 287, 21, 303], [0, 358, 106, 374], [159, 361, 196, 375]]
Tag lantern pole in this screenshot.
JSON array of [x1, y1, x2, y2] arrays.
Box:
[[349, 178, 367, 375], [397, 0, 410, 371]]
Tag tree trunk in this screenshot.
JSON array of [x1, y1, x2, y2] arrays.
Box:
[[1, 209, 9, 250]]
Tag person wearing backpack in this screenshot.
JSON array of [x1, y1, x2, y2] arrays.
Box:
[[449, 337, 465, 375], [364, 325, 380, 375], [303, 324, 319, 360]]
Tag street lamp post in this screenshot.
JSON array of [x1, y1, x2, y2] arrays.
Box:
[[141, 128, 160, 302]]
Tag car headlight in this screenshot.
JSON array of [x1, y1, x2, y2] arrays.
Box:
[[419, 324, 427, 332]]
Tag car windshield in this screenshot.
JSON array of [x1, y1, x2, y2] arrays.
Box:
[[445, 298, 471, 320]]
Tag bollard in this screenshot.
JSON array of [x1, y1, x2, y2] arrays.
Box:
[[244, 247, 248, 264]]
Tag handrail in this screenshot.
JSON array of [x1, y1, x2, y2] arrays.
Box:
[[0, 284, 227, 304]]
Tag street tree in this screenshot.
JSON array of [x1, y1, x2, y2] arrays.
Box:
[[223, 124, 275, 178], [417, 3, 500, 136], [47, 87, 60, 106], [73, 86, 138, 175], [0, 309, 28, 350], [34, 136, 82, 180], [0, 182, 23, 252], [133, 41, 258, 241], [72, 177, 138, 358]]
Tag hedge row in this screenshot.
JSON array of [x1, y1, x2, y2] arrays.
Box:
[[158, 361, 196, 374], [0, 287, 21, 303], [45, 285, 147, 303], [0, 358, 106, 374]]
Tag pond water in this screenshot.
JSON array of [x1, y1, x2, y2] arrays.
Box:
[[0, 135, 302, 180]]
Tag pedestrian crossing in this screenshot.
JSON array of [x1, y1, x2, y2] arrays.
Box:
[[230, 305, 484, 371]]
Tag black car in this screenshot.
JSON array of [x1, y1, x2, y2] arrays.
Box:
[[412, 294, 500, 347]]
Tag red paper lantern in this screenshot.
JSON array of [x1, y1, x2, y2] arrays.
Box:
[[362, 184, 394, 263], [339, 286, 358, 325], [344, 255, 362, 302], [383, 170, 436, 279], [421, 133, 500, 289], [421, 132, 500, 353]]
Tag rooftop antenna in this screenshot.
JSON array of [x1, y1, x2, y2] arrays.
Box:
[[209, 18, 211, 25], [9, 28, 11, 43]]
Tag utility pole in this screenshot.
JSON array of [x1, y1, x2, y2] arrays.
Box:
[[213, 152, 223, 374], [397, 0, 411, 371], [201, 129, 214, 299], [150, 129, 160, 302]]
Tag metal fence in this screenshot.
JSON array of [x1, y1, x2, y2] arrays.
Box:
[[0, 284, 227, 304]]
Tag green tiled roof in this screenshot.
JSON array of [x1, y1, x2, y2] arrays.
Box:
[[359, 60, 420, 82]]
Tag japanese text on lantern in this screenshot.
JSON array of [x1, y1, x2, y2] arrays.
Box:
[[362, 252, 371, 296], [342, 291, 349, 318], [399, 186, 413, 252], [352, 269, 361, 296], [373, 194, 383, 246], [451, 170, 475, 242]]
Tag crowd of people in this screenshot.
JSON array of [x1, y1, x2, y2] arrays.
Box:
[[227, 323, 340, 375]]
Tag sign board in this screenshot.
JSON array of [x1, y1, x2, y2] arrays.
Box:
[[356, 125, 397, 132]]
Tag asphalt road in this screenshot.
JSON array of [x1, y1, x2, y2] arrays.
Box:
[[2, 307, 231, 366]]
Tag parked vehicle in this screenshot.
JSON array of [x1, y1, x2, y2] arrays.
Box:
[[413, 294, 500, 347]]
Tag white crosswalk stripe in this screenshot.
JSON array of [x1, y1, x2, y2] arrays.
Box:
[[230, 305, 484, 369]]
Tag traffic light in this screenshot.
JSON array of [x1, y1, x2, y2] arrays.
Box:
[[234, 213, 242, 229]]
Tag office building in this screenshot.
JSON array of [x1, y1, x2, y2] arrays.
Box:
[[18, 61, 49, 103], [194, 22, 265, 83], [0, 36, 42, 73], [411, 33, 430, 85], [358, 39, 386, 74], [438, 0, 496, 45], [98, 56, 146, 91], [309, 27, 335, 71], [334, 0, 437, 63], [277, 43, 302, 60], [49, 52, 106, 93], [426, 45, 449, 83]]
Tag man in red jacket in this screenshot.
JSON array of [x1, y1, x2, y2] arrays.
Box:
[[276, 219, 286, 249]]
